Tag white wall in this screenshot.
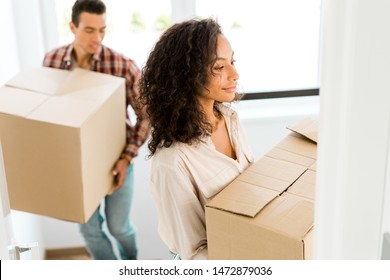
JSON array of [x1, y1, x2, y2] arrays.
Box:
[[0, 0, 19, 84], [0, 140, 13, 259], [314, 0, 390, 259], [0, 0, 48, 260], [0, 1, 17, 260], [237, 96, 320, 160]]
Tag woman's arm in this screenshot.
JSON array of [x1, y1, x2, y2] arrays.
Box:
[[150, 161, 208, 260]]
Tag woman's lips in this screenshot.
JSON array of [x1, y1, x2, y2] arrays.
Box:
[[223, 86, 237, 93]]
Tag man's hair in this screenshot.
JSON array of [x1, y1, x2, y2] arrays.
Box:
[[71, 0, 106, 27]]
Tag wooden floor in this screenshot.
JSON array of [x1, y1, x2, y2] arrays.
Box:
[[45, 247, 91, 260]]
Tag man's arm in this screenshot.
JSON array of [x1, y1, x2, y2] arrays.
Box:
[[122, 60, 150, 159]]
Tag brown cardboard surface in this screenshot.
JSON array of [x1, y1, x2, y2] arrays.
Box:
[[287, 169, 316, 201], [266, 146, 315, 168], [246, 156, 308, 191], [0, 87, 48, 117], [206, 118, 318, 259], [274, 134, 317, 160], [6, 67, 66, 95], [286, 118, 318, 143], [206, 193, 314, 260], [208, 180, 281, 218], [0, 67, 126, 223]]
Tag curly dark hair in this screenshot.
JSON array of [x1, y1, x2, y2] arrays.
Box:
[[139, 18, 240, 156]]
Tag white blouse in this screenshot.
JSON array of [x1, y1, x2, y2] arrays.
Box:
[[149, 104, 254, 260]]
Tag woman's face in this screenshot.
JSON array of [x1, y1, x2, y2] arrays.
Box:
[[201, 34, 239, 103]]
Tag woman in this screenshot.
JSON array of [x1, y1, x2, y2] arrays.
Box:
[[139, 18, 253, 260]]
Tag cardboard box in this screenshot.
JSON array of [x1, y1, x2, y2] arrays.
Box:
[[206, 119, 318, 259], [0, 67, 126, 223]]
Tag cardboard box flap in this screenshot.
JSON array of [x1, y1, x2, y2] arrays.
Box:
[[286, 118, 318, 143], [287, 169, 316, 200], [55, 84, 118, 101], [237, 169, 294, 193], [275, 134, 317, 160], [27, 83, 120, 126], [247, 156, 308, 191], [255, 192, 314, 239], [27, 95, 103, 127], [55, 68, 124, 96], [207, 156, 308, 218], [309, 162, 317, 171], [5, 67, 68, 95], [266, 146, 316, 168], [207, 180, 280, 217], [0, 87, 49, 117], [5, 67, 123, 98]]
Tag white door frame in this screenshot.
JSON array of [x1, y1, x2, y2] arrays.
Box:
[[314, 0, 390, 259]]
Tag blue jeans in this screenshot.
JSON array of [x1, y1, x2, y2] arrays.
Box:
[[79, 164, 137, 260]]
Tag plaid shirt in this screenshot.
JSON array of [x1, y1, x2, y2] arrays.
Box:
[[43, 44, 150, 158]]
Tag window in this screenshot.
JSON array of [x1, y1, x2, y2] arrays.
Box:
[[196, 0, 321, 94], [55, 0, 171, 68], [54, 0, 321, 97]]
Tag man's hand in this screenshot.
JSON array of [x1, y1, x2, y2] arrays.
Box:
[[112, 156, 132, 190]]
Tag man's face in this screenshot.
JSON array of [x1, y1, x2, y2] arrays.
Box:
[[70, 12, 106, 55]]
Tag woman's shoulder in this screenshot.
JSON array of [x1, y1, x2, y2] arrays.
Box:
[[151, 142, 200, 182], [153, 142, 191, 165]]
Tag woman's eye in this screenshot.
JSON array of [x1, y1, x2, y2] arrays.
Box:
[[214, 66, 224, 71]]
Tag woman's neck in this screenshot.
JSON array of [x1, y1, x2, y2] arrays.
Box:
[[203, 103, 222, 131]]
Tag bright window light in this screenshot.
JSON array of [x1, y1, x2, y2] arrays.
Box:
[[54, 0, 321, 94]]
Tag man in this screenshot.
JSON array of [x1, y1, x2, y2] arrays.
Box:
[[43, 0, 150, 260]]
